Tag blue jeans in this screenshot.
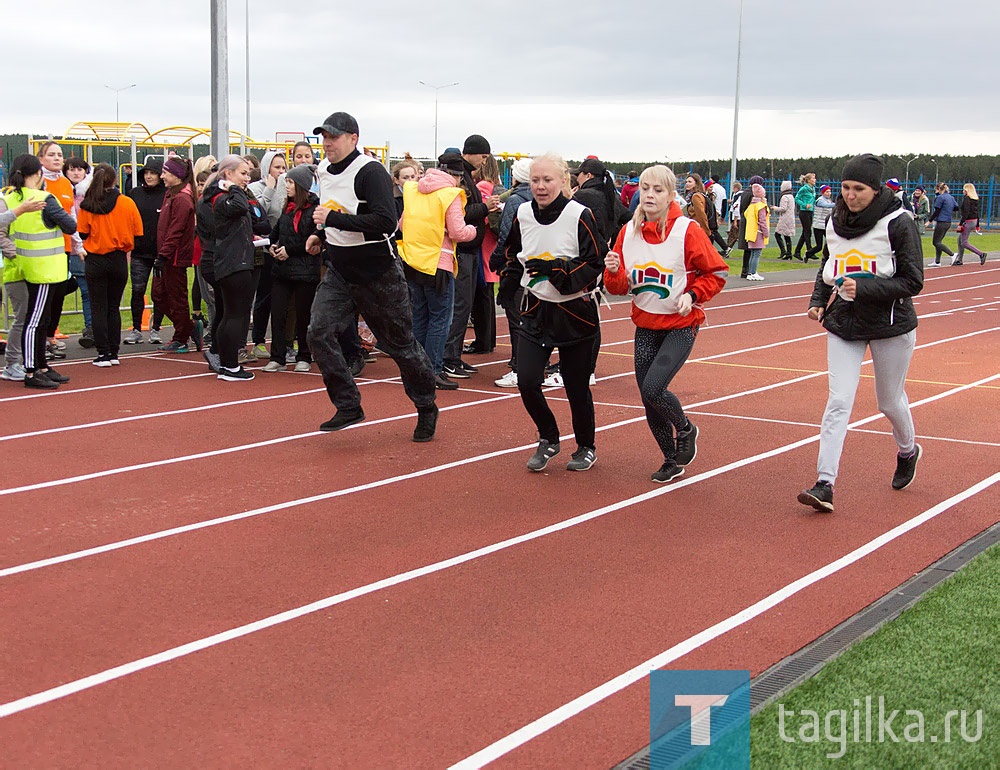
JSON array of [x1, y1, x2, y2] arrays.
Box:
[[69, 253, 92, 328], [408, 274, 454, 375], [748, 248, 762, 274]]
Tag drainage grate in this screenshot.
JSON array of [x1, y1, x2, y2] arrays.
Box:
[[612, 522, 999, 770]]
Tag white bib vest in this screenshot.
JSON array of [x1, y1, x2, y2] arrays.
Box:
[[622, 218, 691, 315], [823, 208, 908, 287], [516, 199, 588, 303], [317, 154, 386, 248]]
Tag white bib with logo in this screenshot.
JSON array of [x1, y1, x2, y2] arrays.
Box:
[[516, 199, 588, 303], [622, 218, 691, 315], [318, 153, 383, 249], [823, 208, 909, 287]]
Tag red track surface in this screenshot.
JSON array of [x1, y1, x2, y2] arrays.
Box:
[[1, 267, 997, 768]]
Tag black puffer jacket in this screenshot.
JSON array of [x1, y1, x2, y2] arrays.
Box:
[[201, 180, 254, 281], [958, 196, 980, 223], [269, 194, 321, 283], [808, 190, 924, 341]]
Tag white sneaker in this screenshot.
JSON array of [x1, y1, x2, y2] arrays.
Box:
[[1, 363, 26, 381], [294, 360, 311, 373], [589, 373, 597, 386], [261, 360, 284, 372], [494, 370, 518, 388], [123, 329, 143, 345], [753, 273, 765, 281], [148, 329, 162, 344], [543, 371, 564, 388]]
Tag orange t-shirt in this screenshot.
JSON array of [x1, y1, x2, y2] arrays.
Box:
[[77, 195, 144, 255], [43, 175, 75, 252]]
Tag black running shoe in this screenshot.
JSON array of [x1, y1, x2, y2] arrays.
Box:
[[320, 407, 365, 431], [42, 367, 70, 383], [526, 439, 560, 472], [217, 366, 255, 382], [434, 372, 459, 391], [442, 362, 471, 380], [798, 481, 834, 512], [651, 461, 684, 484], [566, 446, 596, 472], [892, 444, 922, 490], [413, 403, 439, 443], [675, 422, 698, 467]]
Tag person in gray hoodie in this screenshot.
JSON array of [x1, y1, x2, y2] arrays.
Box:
[[246, 150, 287, 358]]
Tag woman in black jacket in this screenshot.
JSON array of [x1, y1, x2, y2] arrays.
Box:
[[798, 154, 924, 513], [952, 183, 987, 266], [201, 155, 256, 381], [262, 165, 321, 372], [499, 153, 607, 473]]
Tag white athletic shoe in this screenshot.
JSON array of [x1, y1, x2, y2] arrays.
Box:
[[494, 370, 518, 388], [261, 360, 284, 372], [1, 363, 26, 381], [294, 360, 311, 373], [543, 371, 564, 388]]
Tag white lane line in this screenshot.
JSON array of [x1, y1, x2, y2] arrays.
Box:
[[449, 471, 1000, 769], [1, 377, 993, 719], [0, 372, 216, 403]]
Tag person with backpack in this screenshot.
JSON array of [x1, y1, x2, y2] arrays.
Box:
[[683, 174, 715, 239]]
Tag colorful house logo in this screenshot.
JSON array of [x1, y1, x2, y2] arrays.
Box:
[[832, 248, 876, 278], [630, 261, 674, 299], [322, 199, 347, 214], [526, 252, 555, 287]]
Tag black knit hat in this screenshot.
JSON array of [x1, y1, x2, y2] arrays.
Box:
[[462, 134, 491, 155], [437, 152, 465, 176], [841, 153, 883, 190]]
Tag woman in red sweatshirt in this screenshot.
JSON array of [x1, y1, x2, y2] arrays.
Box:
[[154, 156, 198, 353], [604, 165, 728, 483]]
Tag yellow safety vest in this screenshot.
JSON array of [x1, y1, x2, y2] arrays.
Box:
[[398, 182, 465, 277], [3, 188, 67, 284]]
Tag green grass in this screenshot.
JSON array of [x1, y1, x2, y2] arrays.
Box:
[[750, 543, 999, 767]]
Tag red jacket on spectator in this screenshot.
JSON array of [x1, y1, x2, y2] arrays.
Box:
[[157, 186, 196, 267]]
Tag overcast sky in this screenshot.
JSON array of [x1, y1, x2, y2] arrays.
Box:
[[4, 0, 997, 162]]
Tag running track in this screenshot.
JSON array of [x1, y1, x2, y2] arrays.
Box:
[[1, 266, 997, 768]]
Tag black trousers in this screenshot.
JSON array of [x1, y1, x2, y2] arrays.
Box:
[[795, 210, 814, 255], [500, 288, 523, 372], [85, 252, 129, 356], [931, 221, 954, 260], [517, 336, 595, 449], [129, 254, 164, 331], [44, 275, 75, 337], [251, 254, 272, 345], [270, 277, 316, 363], [22, 282, 55, 372], [444, 250, 477, 365], [469, 280, 497, 352], [216, 269, 256, 369]]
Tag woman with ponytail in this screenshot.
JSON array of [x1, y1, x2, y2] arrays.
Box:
[[0, 154, 77, 389], [76, 163, 143, 366], [154, 156, 199, 353]]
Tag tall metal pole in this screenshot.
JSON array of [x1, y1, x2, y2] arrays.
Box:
[[905, 155, 919, 192], [418, 81, 459, 159], [211, 0, 230, 161], [245, 0, 251, 142], [728, 0, 745, 193], [105, 83, 136, 167]]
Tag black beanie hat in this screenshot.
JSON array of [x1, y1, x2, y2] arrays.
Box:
[[462, 134, 491, 155], [841, 153, 883, 190], [437, 152, 465, 176]]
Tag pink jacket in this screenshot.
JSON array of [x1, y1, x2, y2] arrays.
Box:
[[476, 180, 499, 282]]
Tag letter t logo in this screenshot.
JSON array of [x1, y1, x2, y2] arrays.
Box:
[[674, 694, 729, 745]]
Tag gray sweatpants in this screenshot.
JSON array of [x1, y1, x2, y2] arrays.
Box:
[[3, 280, 27, 367], [308, 260, 435, 413], [817, 331, 917, 484]]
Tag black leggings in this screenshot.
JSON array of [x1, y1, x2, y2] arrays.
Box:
[[270, 277, 316, 363], [932, 221, 954, 260], [807, 228, 826, 257], [215, 270, 255, 369], [517, 336, 595, 449], [795, 210, 814, 255], [635, 326, 697, 462]]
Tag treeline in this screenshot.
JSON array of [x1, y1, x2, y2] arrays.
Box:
[[594, 155, 1000, 184]]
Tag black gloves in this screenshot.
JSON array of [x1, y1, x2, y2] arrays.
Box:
[[497, 275, 518, 308], [153, 256, 166, 276], [523, 258, 554, 277]]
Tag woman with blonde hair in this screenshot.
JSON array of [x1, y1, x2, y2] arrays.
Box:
[[953, 183, 987, 266], [604, 165, 727, 482], [498, 153, 606, 472], [193, 155, 217, 179]]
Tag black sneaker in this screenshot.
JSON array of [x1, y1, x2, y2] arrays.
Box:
[[320, 407, 365, 431], [413, 403, 439, 442], [892, 444, 922, 490], [527, 439, 560, 472], [92, 354, 114, 368], [980, 253, 988, 265], [675, 422, 698, 467], [459, 360, 478, 374], [24, 371, 58, 390], [79, 327, 95, 348], [217, 366, 255, 382], [191, 318, 204, 352], [566, 446, 597, 471], [434, 372, 459, 391], [442, 362, 471, 379], [651, 461, 684, 484], [349, 355, 366, 377], [798, 481, 834, 512], [42, 366, 70, 383]]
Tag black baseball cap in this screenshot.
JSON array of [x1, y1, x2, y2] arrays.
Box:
[[572, 158, 607, 178], [313, 111, 360, 137]]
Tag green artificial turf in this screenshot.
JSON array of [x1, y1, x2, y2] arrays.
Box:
[[750, 543, 999, 767]]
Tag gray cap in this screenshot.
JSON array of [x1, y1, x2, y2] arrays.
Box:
[[313, 111, 359, 137], [287, 163, 316, 191]]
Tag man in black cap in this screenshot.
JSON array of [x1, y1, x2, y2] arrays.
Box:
[[305, 111, 438, 442], [441, 133, 498, 380]]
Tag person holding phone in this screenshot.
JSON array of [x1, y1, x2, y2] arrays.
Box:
[[799, 154, 924, 513]]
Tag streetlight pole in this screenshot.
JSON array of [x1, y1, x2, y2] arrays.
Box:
[[905, 154, 919, 193], [105, 83, 136, 167], [418, 80, 459, 159], [930, 158, 938, 189], [728, 0, 745, 195]]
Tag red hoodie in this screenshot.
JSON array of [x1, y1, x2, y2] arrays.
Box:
[[604, 202, 728, 330], [157, 185, 196, 267]]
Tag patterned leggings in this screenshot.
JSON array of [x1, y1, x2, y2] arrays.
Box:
[[634, 325, 697, 461]]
